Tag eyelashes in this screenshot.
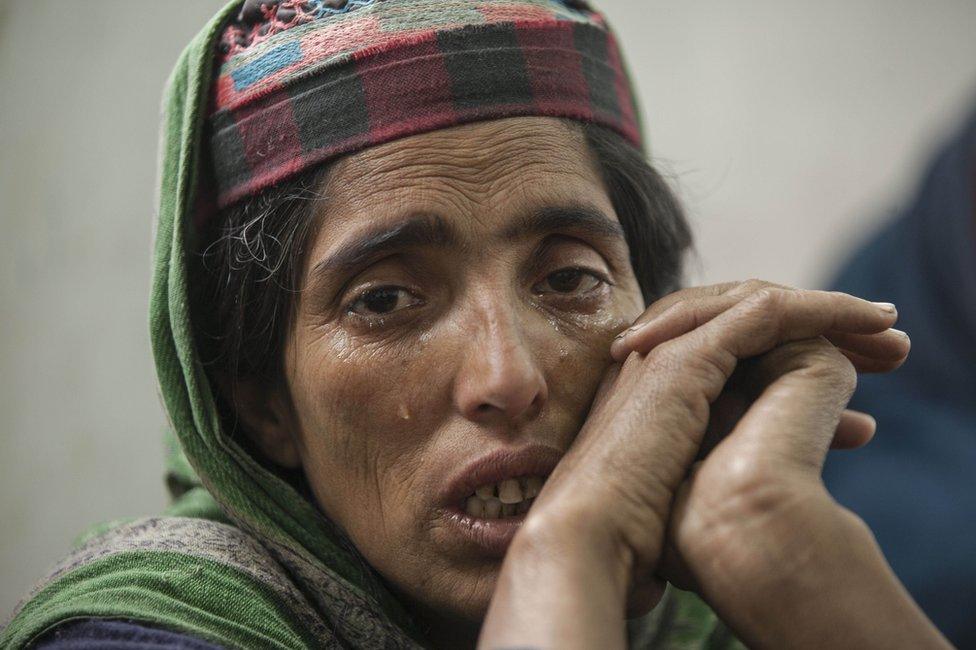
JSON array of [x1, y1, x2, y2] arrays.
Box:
[[347, 285, 425, 319], [344, 266, 612, 326], [532, 267, 609, 296]]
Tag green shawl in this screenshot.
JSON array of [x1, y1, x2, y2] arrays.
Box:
[[0, 2, 741, 648]]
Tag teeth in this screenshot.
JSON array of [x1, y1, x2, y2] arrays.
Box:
[[484, 498, 502, 518], [498, 479, 523, 504], [522, 476, 543, 499], [465, 496, 485, 517], [465, 476, 546, 519]]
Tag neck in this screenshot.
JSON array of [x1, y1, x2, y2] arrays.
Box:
[[420, 615, 482, 650], [392, 587, 483, 650]]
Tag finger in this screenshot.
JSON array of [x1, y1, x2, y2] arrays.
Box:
[[831, 409, 877, 450], [618, 279, 806, 339], [657, 462, 704, 593], [612, 289, 899, 362], [713, 338, 857, 474], [616, 280, 776, 337], [637, 281, 745, 320], [617, 321, 910, 374], [612, 292, 742, 360], [680, 287, 899, 370], [698, 398, 873, 457], [827, 331, 910, 373]]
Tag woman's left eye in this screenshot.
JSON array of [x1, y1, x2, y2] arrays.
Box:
[[534, 267, 608, 296]]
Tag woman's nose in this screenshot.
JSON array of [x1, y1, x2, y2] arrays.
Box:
[[453, 307, 548, 425]]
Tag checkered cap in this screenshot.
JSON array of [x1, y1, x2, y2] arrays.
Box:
[[209, 0, 644, 208]]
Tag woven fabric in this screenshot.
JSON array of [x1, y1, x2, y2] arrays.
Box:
[[208, 0, 644, 208]]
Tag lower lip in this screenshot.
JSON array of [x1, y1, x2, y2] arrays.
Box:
[[437, 507, 527, 557]]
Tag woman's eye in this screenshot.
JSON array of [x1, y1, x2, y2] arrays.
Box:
[[348, 286, 421, 317], [535, 268, 607, 295]]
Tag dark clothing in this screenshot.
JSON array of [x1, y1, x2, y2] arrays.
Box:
[[823, 102, 976, 648], [35, 619, 223, 650]]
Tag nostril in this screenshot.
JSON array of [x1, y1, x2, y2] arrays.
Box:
[[453, 332, 549, 422]]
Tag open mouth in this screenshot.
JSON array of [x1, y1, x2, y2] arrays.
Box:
[[460, 475, 545, 519], [436, 445, 561, 554]]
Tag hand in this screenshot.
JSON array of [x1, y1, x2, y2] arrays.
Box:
[[481, 280, 947, 650], [602, 281, 950, 649], [611, 279, 906, 454], [606, 281, 907, 590], [526, 280, 907, 616]]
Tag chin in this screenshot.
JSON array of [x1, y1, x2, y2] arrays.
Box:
[[388, 553, 502, 627]]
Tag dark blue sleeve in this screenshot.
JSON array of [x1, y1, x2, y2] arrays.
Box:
[[821, 102, 976, 649], [33, 618, 225, 650]]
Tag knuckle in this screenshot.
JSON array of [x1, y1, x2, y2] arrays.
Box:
[[642, 340, 683, 374], [686, 457, 797, 545], [740, 288, 787, 339], [721, 455, 782, 503], [741, 285, 807, 332], [802, 342, 857, 395], [728, 277, 769, 297], [744, 286, 784, 311], [642, 338, 732, 420]]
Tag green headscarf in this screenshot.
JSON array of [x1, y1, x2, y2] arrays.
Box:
[[0, 2, 741, 647]]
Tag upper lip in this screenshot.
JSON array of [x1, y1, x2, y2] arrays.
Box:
[[438, 444, 564, 508]]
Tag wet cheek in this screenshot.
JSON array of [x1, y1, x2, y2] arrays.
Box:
[[548, 336, 607, 413], [544, 305, 633, 414], [291, 336, 442, 521]]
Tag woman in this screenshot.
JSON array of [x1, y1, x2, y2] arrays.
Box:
[[0, 0, 951, 648]]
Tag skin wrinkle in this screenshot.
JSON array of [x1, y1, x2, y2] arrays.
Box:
[[241, 117, 645, 647], [334, 125, 593, 225]]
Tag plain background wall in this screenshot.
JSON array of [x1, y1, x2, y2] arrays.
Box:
[[2, 0, 975, 618]]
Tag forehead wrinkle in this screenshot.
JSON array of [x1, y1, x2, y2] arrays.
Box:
[[312, 118, 617, 273], [334, 153, 602, 240], [332, 119, 589, 197]]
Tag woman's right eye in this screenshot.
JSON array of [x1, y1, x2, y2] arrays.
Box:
[[347, 286, 422, 318]]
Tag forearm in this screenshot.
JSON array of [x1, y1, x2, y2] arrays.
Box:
[[700, 493, 952, 649], [478, 516, 630, 650]]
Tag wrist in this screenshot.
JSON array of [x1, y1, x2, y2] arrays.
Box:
[[477, 508, 634, 649], [514, 504, 634, 594], [695, 489, 950, 649]]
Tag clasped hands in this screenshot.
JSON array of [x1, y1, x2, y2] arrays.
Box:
[[481, 280, 952, 649]]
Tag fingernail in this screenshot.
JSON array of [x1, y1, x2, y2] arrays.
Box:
[[873, 302, 896, 314], [614, 323, 644, 341], [889, 327, 909, 338]]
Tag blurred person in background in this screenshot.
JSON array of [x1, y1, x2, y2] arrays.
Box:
[[823, 100, 976, 648]]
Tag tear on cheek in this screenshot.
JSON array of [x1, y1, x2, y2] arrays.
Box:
[[398, 403, 412, 420]]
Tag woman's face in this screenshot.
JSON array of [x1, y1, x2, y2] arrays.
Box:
[[261, 116, 644, 627]]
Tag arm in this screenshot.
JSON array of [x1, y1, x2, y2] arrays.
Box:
[[480, 514, 631, 649], [692, 489, 951, 649]]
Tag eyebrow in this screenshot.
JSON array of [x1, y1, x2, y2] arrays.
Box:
[[311, 204, 625, 278], [501, 204, 625, 242], [312, 214, 458, 277]]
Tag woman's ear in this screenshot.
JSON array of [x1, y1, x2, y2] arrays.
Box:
[[216, 373, 303, 469]]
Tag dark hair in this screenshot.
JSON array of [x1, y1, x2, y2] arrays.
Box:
[[192, 121, 693, 391]]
